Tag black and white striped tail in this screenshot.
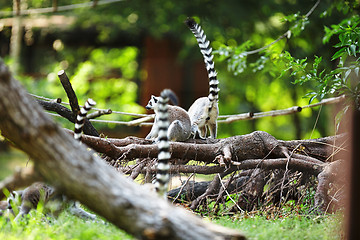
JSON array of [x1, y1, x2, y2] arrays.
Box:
[[185, 17, 219, 103], [74, 98, 96, 141], [155, 89, 174, 198]]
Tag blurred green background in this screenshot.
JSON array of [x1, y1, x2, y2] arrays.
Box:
[[0, 0, 358, 179]]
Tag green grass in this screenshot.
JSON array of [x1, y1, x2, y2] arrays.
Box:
[[0, 208, 343, 240], [0, 211, 133, 240], [213, 213, 343, 240]]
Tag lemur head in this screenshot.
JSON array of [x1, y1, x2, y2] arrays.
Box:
[[146, 91, 178, 110], [146, 95, 159, 110], [6, 190, 22, 216]]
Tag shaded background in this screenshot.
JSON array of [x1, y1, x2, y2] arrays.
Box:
[[0, 0, 352, 179]]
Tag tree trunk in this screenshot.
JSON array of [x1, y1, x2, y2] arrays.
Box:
[[0, 60, 245, 239]]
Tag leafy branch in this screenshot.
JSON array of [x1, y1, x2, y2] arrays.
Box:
[[283, 14, 360, 106], [214, 0, 320, 75]]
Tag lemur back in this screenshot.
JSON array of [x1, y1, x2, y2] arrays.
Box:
[[146, 92, 191, 142], [185, 17, 220, 139], [13, 182, 55, 221], [154, 89, 175, 197]]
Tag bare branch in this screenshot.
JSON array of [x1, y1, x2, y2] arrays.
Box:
[[219, 95, 345, 123], [37, 99, 99, 137], [57, 70, 80, 114], [31, 92, 343, 127]]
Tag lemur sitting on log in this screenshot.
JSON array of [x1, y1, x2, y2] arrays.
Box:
[[185, 17, 220, 139], [145, 91, 191, 142]]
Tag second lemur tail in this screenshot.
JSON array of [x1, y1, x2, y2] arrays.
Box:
[[185, 17, 219, 103], [74, 98, 96, 141], [155, 89, 177, 198]]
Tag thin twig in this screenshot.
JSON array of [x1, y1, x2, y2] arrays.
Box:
[[310, 105, 322, 139], [34, 93, 344, 126], [217, 173, 244, 213], [172, 173, 195, 203], [277, 143, 303, 213], [219, 95, 345, 123], [241, 0, 321, 56]]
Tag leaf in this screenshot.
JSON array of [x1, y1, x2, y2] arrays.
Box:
[[335, 105, 350, 132], [309, 94, 317, 104], [344, 69, 351, 80], [350, 44, 357, 56], [355, 67, 359, 76], [331, 48, 346, 60]]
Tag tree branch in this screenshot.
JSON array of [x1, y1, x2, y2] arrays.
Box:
[[57, 70, 80, 114], [219, 95, 345, 123], [37, 99, 99, 137]]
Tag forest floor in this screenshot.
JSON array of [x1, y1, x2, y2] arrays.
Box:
[[0, 209, 342, 240], [0, 148, 343, 240]]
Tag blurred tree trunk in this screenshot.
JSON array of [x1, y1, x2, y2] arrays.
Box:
[[10, 0, 26, 74]]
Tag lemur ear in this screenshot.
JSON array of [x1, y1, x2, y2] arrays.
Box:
[[152, 95, 159, 103]]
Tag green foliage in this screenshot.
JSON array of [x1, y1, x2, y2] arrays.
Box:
[[69, 47, 143, 115], [0, 211, 132, 240], [283, 14, 360, 106], [282, 12, 310, 37], [216, 40, 254, 75], [16, 46, 144, 130], [213, 212, 342, 240]]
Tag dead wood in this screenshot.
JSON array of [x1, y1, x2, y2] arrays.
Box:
[[314, 160, 346, 213], [38, 99, 98, 137], [0, 60, 245, 239], [68, 128, 331, 169]]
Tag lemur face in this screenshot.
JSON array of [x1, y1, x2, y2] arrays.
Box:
[[146, 95, 159, 110]]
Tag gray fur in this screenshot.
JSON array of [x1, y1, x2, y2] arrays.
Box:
[[188, 97, 219, 139], [186, 17, 219, 139], [9, 182, 97, 221], [146, 95, 191, 142]]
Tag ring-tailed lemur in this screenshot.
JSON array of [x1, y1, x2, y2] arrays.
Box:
[[69, 98, 97, 219], [13, 182, 54, 221], [74, 98, 96, 141], [154, 89, 178, 198], [146, 91, 191, 142], [11, 99, 97, 221], [185, 17, 220, 139]]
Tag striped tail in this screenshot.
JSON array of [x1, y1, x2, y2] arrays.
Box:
[[74, 98, 96, 141], [154, 89, 175, 198], [185, 17, 219, 103]]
